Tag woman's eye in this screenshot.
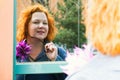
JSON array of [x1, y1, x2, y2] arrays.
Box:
[[43, 22, 48, 25], [32, 21, 39, 24]]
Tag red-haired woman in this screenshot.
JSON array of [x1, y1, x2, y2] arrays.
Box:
[[16, 3, 67, 80]]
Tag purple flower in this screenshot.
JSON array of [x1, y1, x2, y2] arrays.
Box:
[[16, 40, 31, 62]]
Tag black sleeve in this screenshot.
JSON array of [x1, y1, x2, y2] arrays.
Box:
[[53, 73, 68, 80]]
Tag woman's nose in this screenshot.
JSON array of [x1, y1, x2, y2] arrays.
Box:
[[38, 23, 43, 28]]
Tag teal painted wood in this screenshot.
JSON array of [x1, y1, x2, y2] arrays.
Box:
[[13, 0, 17, 80], [15, 61, 67, 74]]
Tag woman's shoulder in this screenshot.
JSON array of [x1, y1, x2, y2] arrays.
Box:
[[66, 54, 120, 80], [57, 47, 67, 60], [58, 47, 66, 55], [58, 47, 66, 52]]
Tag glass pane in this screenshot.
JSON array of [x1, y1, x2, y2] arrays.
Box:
[[14, 0, 84, 64], [16, 0, 68, 63]]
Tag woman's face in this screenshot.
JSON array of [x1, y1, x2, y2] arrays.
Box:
[[28, 12, 49, 40]]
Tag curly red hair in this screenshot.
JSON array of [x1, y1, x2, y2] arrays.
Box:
[[17, 4, 58, 42], [82, 0, 120, 56]]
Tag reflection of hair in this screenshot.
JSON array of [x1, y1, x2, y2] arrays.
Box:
[[82, 0, 120, 56], [17, 4, 58, 42]]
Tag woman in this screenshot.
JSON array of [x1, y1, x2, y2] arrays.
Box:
[[16, 4, 67, 80], [66, 0, 120, 80]]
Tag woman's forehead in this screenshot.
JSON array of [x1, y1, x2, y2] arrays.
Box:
[[31, 12, 48, 21]]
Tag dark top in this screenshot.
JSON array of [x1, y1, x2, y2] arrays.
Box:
[[16, 46, 67, 80]]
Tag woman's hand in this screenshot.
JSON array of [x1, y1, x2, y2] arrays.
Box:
[[45, 42, 58, 61]]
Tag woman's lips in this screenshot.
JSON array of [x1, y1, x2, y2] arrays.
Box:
[[37, 31, 45, 34]]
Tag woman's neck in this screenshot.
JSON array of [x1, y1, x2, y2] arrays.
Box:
[[26, 37, 44, 60]]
